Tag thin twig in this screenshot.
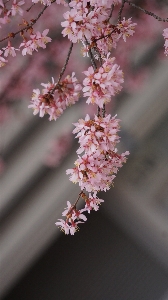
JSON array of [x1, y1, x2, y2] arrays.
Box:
[[68, 191, 83, 215], [97, 106, 101, 117], [26, 3, 35, 12], [50, 42, 73, 94], [118, 0, 126, 22], [102, 104, 105, 117], [74, 191, 83, 207], [57, 42, 73, 84], [107, 4, 114, 22], [84, 38, 102, 116], [125, 0, 168, 22]]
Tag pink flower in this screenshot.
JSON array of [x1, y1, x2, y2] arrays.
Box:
[[30, 29, 52, 50], [85, 193, 104, 213], [62, 201, 87, 221], [117, 18, 137, 42], [163, 28, 168, 56], [20, 40, 34, 56], [3, 40, 19, 57], [0, 50, 8, 67], [20, 30, 51, 56], [32, 0, 52, 5], [55, 219, 70, 234], [11, 0, 25, 16], [95, 24, 120, 56], [55, 218, 84, 235]]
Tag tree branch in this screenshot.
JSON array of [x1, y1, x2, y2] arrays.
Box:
[[125, 1, 168, 22]]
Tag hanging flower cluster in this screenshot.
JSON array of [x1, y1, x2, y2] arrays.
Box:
[[28, 73, 82, 121], [56, 113, 129, 234], [67, 114, 129, 192], [56, 192, 104, 235]]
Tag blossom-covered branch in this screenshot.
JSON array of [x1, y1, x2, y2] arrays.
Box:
[[1, 0, 167, 235]]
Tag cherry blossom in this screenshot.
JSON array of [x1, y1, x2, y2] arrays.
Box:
[[32, 0, 52, 5], [55, 218, 83, 235], [56, 193, 105, 234], [62, 201, 87, 221], [117, 18, 137, 42], [10, 0, 25, 16], [84, 193, 104, 213], [0, 50, 8, 67], [163, 28, 168, 56], [56, 200, 87, 235], [20, 29, 52, 56], [3, 40, 19, 57]]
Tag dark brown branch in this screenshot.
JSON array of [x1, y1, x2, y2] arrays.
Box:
[[26, 3, 35, 12], [107, 4, 114, 22], [125, 1, 168, 22], [84, 37, 102, 117], [57, 42, 73, 84], [102, 104, 105, 118], [118, 0, 126, 22], [49, 42, 73, 94]]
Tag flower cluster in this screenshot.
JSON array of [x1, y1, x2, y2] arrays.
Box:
[[0, 0, 25, 22], [61, 3, 108, 43], [117, 18, 137, 42], [57, 113, 129, 234], [83, 54, 124, 107], [55, 192, 104, 234], [28, 73, 82, 120], [0, 29, 51, 67], [86, 18, 136, 57], [66, 114, 129, 193], [61, 0, 136, 57], [20, 29, 52, 56], [2, 40, 19, 57], [163, 28, 168, 56]]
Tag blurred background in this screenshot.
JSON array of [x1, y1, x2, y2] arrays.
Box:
[[0, 1, 168, 299]]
